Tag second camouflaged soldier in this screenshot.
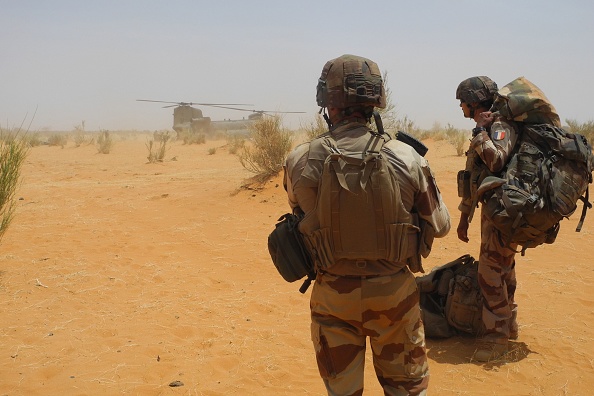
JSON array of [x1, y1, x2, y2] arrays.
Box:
[[284, 54, 451, 395], [455, 76, 521, 362]]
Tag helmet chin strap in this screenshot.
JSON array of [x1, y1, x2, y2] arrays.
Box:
[[320, 106, 373, 130], [468, 102, 480, 119], [320, 107, 332, 129]]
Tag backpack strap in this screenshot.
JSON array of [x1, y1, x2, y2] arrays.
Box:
[[323, 132, 387, 193], [576, 186, 592, 232]]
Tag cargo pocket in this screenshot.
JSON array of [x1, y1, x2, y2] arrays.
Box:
[[445, 278, 482, 334], [311, 322, 336, 379], [308, 227, 335, 270], [404, 319, 428, 378], [386, 223, 420, 262]]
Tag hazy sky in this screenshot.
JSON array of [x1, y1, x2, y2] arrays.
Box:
[[1, 0, 593, 132]]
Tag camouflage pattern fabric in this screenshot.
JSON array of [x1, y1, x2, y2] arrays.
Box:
[[316, 54, 386, 110], [456, 76, 498, 104], [458, 117, 520, 218], [458, 117, 520, 343], [470, 118, 520, 173], [491, 76, 561, 127], [478, 207, 518, 342], [311, 269, 428, 395]]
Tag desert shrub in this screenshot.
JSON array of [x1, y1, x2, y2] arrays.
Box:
[[207, 147, 217, 155], [238, 115, 292, 180], [72, 121, 86, 147], [227, 134, 246, 155], [48, 133, 68, 148], [444, 124, 470, 156], [371, 70, 398, 137], [24, 133, 42, 147], [395, 116, 422, 140], [178, 129, 206, 145], [97, 130, 113, 154], [302, 113, 328, 141], [369, 71, 422, 140], [565, 119, 594, 143], [0, 131, 29, 242], [1, 128, 42, 148], [146, 130, 171, 163]]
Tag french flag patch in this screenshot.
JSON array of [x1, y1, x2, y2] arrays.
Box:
[[492, 130, 506, 140]]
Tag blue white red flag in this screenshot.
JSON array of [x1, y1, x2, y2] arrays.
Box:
[[492, 130, 506, 140]]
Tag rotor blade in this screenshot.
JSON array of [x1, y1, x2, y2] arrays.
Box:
[[187, 103, 254, 107], [256, 110, 306, 114], [208, 105, 306, 114], [137, 99, 182, 105], [137, 99, 254, 107], [208, 105, 258, 112]]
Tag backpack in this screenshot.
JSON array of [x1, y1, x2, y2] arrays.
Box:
[[416, 254, 483, 338], [299, 130, 421, 272], [491, 76, 562, 127], [478, 123, 594, 255]]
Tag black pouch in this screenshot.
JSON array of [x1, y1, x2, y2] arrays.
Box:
[[267, 213, 316, 293], [457, 170, 471, 198]]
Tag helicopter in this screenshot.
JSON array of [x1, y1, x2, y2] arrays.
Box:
[[136, 99, 305, 137]]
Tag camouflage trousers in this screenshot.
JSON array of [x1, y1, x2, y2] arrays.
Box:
[[478, 207, 518, 342], [310, 269, 429, 396]]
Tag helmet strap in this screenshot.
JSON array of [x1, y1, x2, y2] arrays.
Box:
[[320, 107, 333, 129]]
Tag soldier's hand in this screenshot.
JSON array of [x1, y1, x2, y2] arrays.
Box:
[[457, 213, 470, 243], [476, 111, 494, 128]]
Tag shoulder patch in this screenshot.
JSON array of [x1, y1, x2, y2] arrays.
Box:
[[492, 130, 506, 140]]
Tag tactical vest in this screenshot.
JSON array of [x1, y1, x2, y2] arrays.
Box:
[[298, 125, 420, 274]]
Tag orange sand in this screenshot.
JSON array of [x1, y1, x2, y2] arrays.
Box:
[[1, 136, 592, 395]]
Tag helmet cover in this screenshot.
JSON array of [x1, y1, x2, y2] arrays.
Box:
[[456, 76, 498, 104], [316, 54, 386, 109]]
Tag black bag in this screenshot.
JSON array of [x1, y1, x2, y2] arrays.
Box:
[[267, 213, 316, 293], [416, 254, 483, 338]]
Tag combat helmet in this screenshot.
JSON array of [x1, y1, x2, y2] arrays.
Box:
[[316, 54, 386, 110], [456, 76, 498, 104]]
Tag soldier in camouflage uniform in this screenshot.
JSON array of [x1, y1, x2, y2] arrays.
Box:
[[284, 54, 450, 395], [455, 76, 521, 362]]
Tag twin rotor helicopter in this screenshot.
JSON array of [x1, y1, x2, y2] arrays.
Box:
[[137, 99, 305, 137]]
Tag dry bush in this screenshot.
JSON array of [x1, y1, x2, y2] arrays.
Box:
[[72, 121, 87, 147], [372, 70, 398, 137], [565, 119, 594, 143], [178, 129, 206, 145], [96, 130, 113, 154], [238, 115, 292, 180], [24, 133, 42, 147], [227, 134, 246, 155], [48, 133, 68, 148], [146, 130, 171, 163], [207, 147, 217, 155], [302, 113, 328, 141], [444, 124, 470, 156], [0, 130, 29, 242], [371, 70, 421, 139], [395, 115, 422, 139]]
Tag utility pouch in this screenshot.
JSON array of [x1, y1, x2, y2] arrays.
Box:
[[444, 272, 483, 334], [457, 170, 471, 198], [268, 213, 316, 293]]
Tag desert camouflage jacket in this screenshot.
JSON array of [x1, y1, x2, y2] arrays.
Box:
[[458, 117, 520, 215]]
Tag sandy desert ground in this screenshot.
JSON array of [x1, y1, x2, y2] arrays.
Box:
[[0, 134, 593, 395]]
